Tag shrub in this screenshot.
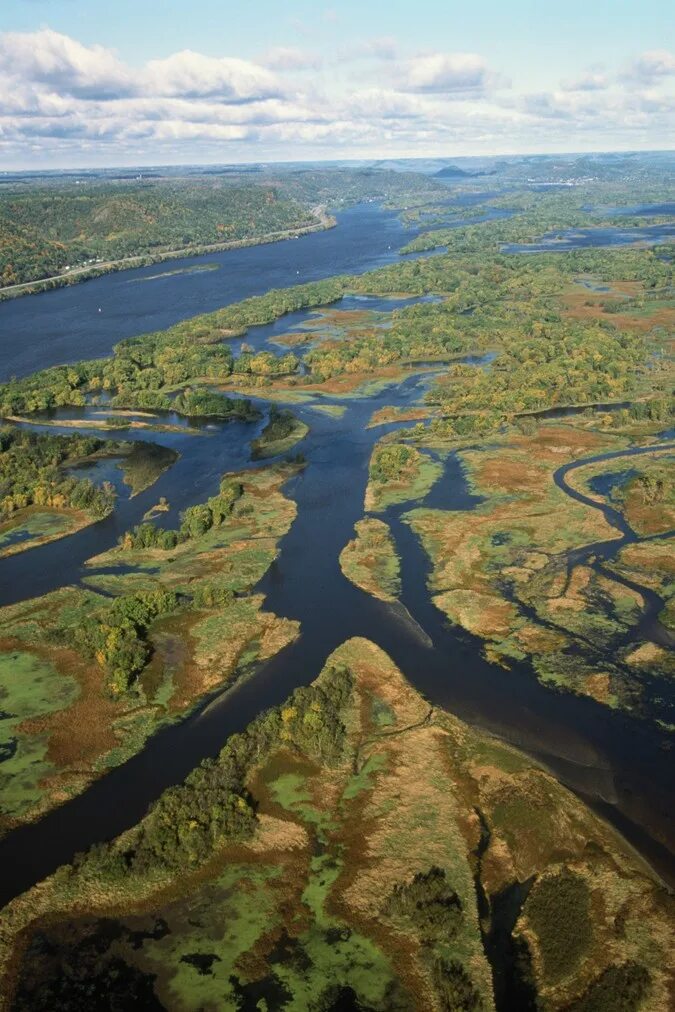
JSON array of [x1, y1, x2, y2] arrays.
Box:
[[433, 958, 484, 1011], [370, 444, 416, 483], [128, 663, 353, 873], [524, 869, 592, 983], [565, 961, 650, 1012], [386, 867, 463, 942]]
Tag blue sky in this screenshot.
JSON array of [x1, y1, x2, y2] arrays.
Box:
[[1, 0, 673, 167]]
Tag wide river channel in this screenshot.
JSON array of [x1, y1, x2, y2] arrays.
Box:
[[0, 202, 673, 921]]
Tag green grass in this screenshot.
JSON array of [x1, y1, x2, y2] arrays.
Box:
[[0, 511, 74, 556], [281, 851, 404, 1010], [265, 761, 338, 838], [0, 650, 80, 819], [309, 403, 347, 417], [341, 753, 387, 801], [66, 863, 281, 1010], [368, 446, 443, 511], [371, 696, 396, 728]]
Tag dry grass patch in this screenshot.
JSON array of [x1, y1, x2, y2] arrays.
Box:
[[367, 406, 434, 429], [625, 642, 669, 666], [339, 518, 401, 602], [434, 589, 519, 638]]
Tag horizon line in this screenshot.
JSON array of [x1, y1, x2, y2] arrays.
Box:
[[2, 146, 674, 176]]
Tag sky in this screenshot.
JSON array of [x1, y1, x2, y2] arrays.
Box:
[[0, 0, 673, 168]]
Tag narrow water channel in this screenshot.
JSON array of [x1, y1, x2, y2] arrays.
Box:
[[0, 376, 674, 906], [0, 202, 673, 913]]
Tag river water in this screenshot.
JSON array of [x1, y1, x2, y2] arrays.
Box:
[[0, 204, 416, 382], [0, 203, 674, 911], [501, 221, 675, 254]]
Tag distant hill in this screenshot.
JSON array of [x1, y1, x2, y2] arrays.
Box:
[[435, 164, 497, 179]]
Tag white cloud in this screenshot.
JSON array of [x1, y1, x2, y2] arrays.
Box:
[[143, 51, 282, 101], [345, 88, 425, 120], [261, 47, 321, 71], [561, 71, 608, 92], [340, 36, 398, 61], [0, 27, 132, 99], [134, 120, 252, 142], [0, 27, 672, 164], [626, 49, 675, 80], [399, 52, 494, 94]]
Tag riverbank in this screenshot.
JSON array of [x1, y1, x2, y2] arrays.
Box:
[[0, 208, 336, 302]]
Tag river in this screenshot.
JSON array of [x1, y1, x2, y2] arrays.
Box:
[[0, 203, 674, 914], [0, 204, 416, 382]]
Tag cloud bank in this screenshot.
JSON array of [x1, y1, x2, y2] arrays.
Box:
[[0, 28, 672, 165]]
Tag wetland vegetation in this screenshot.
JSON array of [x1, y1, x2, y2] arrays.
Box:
[[1, 640, 672, 1011], [0, 161, 673, 1009], [339, 518, 401, 602], [0, 460, 301, 834]]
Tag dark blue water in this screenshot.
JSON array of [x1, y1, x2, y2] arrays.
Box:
[[502, 222, 675, 254], [0, 200, 674, 911], [1, 393, 674, 905], [0, 204, 416, 382], [0, 412, 261, 604], [588, 469, 637, 500], [587, 202, 675, 217]]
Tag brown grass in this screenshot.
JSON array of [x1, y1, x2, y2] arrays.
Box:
[[0, 637, 118, 768], [624, 643, 669, 666], [367, 406, 434, 429], [434, 589, 519, 638], [559, 280, 675, 336], [221, 364, 414, 397]]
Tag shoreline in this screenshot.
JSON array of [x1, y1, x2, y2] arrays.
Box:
[[0, 209, 337, 302]]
